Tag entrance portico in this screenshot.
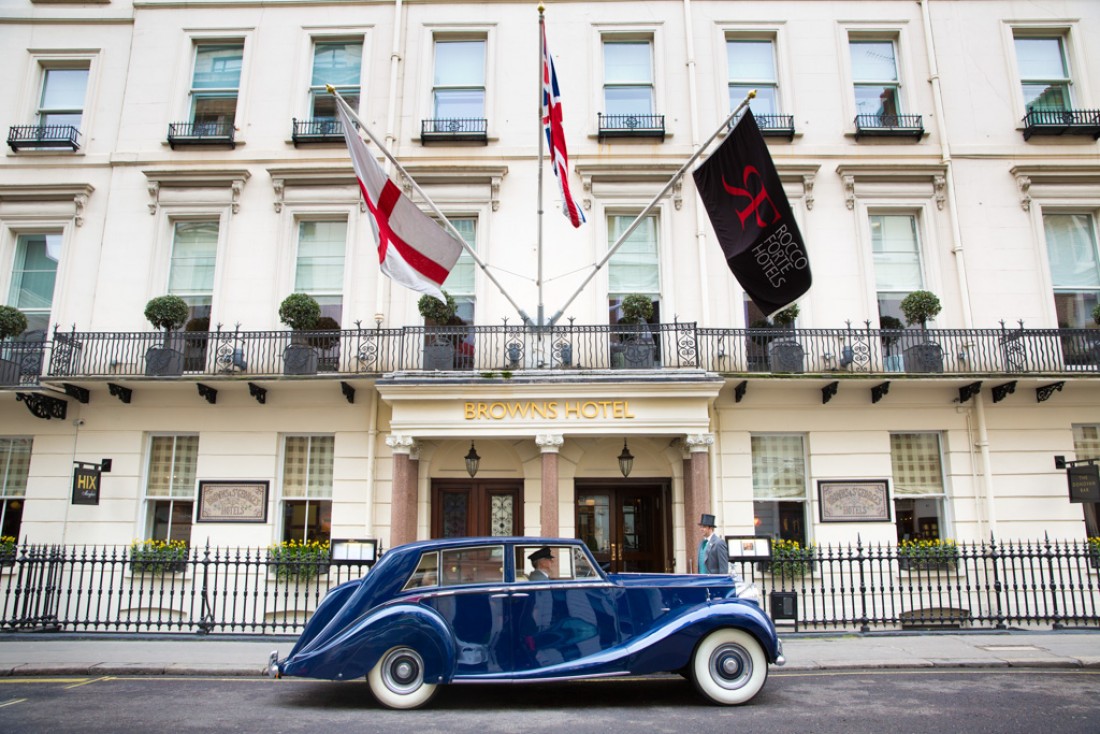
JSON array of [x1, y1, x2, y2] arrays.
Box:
[[378, 373, 722, 571]]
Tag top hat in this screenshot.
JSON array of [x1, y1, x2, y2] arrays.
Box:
[[528, 546, 554, 563], [698, 513, 717, 527]]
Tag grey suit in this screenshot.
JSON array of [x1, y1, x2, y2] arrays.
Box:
[[703, 534, 729, 574], [528, 568, 549, 581]]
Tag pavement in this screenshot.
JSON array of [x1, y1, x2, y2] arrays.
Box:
[[1, 629, 1099, 678]]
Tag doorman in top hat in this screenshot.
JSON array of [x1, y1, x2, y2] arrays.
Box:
[[698, 513, 729, 574]]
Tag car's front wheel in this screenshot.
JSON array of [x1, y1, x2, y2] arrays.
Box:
[[691, 628, 768, 705], [367, 646, 438, 709]]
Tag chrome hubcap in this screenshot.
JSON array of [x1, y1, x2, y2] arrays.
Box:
[[709, 643, 752, 690], [381, 648, 423, 695]]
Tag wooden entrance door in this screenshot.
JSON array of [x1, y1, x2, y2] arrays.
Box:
[[575, 482, 669, 573], [431, 480, 523, 538]]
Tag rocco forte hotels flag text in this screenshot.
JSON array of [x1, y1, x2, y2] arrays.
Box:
[[337, 103, 462, 303], [692, 109, 811, 315]]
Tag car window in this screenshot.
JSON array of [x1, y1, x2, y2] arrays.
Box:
[[402, 551, 440, 591], [516, 545, 596, 581], [440, 546, 504, 586]]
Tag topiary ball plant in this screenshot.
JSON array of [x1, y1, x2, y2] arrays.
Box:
[[417, 291, 458, 325], [900, 290, 942, 329], [619, 293, 654, 325], [144, 295, 190, 332], [279, 293, 321, 331], [772, 303, 800, 328], [0, 306, 28, 341], [1092, 303, 1100, 326]]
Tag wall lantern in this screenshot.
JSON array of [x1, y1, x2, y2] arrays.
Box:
[[618, 439, 634, 478], [465, 442, 481, 478]]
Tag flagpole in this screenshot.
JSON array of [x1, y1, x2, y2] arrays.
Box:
[[537, 5, 546, 327], [546, 89, 756, 326], [329, 86, 533, 324]]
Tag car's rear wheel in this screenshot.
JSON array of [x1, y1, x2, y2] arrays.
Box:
[[691, 628, 768, 705], [367, 646, 437, 709]]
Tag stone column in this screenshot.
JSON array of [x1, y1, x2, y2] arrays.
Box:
[[536, 434, 564, 537], [684, 433, 714, 572], [385, 434, 418, 547]]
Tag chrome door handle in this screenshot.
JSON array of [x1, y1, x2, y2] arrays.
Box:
[[511, 592, 530, 599], [489, 593, 509, 599]]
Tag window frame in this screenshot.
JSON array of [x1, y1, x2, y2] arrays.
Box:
[[889, 431, 949, 543], [1039, 210, 1100, 330], [188, 42, 245, 128], [601, 35, 655, 116], [306, 37, 365, 121], [440, 216, 477, 325], [607, 211, 661, 322], [750, 433, 810, 546], [6, 231, 64, 335], [430, 35, 487, 121], [294, 217, 350, 325], [21, 51, 98, 151], [726, 36, 780, 117], [142, 434, 200, 543], [838, 26, 916, 133], [0, 437, 32, 543], [279, 434, 335, 544], [868, 212, 927, 327], [172, 31, 253, 139]]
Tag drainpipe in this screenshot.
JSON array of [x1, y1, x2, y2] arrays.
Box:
[[681, 0, 712, 323], [363, 388, 380, 537], [919, 0, 996, 534]]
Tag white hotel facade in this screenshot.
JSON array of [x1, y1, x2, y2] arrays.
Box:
[[1, 0, 1099, 572]]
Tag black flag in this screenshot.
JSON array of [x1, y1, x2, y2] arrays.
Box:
[[693, 109, 811, 315]]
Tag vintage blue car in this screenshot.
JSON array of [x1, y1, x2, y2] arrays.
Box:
[[269, 536, 784, 709]]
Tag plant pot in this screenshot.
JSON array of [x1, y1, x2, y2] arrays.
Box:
[[768, 338, 805, 373], [903, 343, 944, 373], [283, 344, 319, 375], [144, 346, 184, 376], [0, 356, 21, 386], [424, 343, 455, 370]]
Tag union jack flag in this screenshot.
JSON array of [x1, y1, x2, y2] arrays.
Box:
[[542, 25, 585, 228]]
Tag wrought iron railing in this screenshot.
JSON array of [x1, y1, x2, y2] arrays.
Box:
[[755, 114, 796, 139], [733, 536, 1100, 631], [0, 543, 373, 634], [291, 118, 345, 144], [7, 124, 81, 151], [420, 118, 488, 142], [1022, 108, 1100, 141], [597, 113, 666, 140], [167, 122, 236, 148], [1, 538, 1096, 634], [4, 322, 1100, 384], [854, 113, 924, 139]]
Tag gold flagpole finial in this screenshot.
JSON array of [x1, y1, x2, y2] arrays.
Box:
[[538, 3, 545, 13], [325, 84, 336, 94], [749, 89, 757, 99]]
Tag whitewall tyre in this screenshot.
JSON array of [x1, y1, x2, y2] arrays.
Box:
[[691, 628, 768, 705], [367, 646, 437, 709]]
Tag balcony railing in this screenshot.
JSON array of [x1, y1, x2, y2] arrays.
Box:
[[6, 322, 1100, 385], [7, 124, 80, 151], [597, 113, 666, 141], [755, 114, 796, 140], [420, 118, 488, 143], [1022, 108, 1100, 141], [167, 121, 236, 149], [854, 113, 924, 140], [291, 118, 345, 145]]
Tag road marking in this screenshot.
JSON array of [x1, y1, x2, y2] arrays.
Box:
[[65, 676, 113, 689], [0, 678, 89, 684], [0, 698, 28, 708], [981, 645, 1042, 651], [774, 669, 1100, 679]]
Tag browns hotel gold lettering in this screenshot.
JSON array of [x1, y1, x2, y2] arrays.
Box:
[[464, 400, 635, 420]]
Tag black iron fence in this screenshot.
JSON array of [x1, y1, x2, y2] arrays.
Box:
[[1, 538, 1097, 634], [733, 537, 1100, 631], [6, 321, 1099, 384], [0, 543, 373, 634]]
